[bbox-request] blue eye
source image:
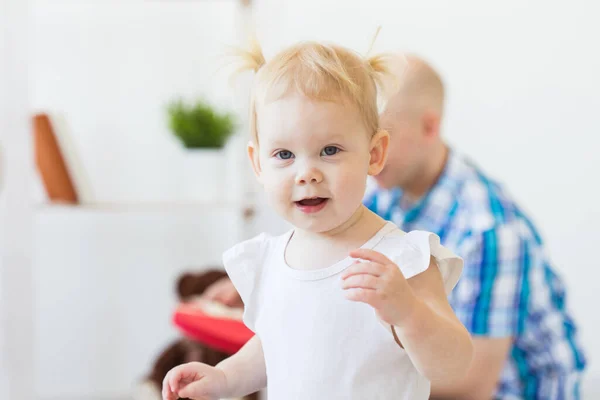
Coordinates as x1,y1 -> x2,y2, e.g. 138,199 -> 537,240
321,146 -> 340,156
276,150 -> 294,160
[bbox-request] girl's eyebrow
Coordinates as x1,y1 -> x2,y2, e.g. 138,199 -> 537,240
307,132 -> 349,143
267,131 -> 348,148
331,134 -> 352,143
268,138 -> 291,148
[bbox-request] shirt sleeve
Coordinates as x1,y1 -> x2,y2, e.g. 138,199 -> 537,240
222,233 -> 269,331
398,231 -> 464,294
451,223 -> 529,337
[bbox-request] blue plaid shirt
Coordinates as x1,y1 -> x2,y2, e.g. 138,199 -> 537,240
364,151 -> 586,400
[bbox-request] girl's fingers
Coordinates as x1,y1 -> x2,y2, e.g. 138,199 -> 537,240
349,248 -> 393,265
341,261 -> 385,280
341,273 -> 379,290
344,287 -> 378,307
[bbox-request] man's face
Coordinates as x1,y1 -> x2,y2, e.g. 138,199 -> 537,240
375,95 -> 426,190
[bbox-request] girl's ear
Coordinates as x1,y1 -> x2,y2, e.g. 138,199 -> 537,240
247,141 -> 263,183
368,129 -> 390,176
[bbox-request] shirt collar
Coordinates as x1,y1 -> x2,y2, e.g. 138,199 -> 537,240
397,149 -> 467,218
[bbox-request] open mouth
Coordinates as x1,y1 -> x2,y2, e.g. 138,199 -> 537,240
296,197 -> 327,206
294,197 -> 329,213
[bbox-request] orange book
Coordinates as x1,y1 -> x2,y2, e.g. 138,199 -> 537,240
32,113 -> 78,204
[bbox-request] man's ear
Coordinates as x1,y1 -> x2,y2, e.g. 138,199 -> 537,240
247,141 -> 263,182
368,129 -> 390,176
422,110 -> 441,140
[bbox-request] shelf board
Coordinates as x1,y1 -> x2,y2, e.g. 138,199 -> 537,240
34,201 -> 253,214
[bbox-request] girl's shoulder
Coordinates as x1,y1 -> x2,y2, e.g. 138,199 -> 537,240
223,228 -> 293,262
221,232 -> 286,327
223,232 -> 273,266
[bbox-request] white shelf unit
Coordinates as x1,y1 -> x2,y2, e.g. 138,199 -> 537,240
32,203 -> 251,399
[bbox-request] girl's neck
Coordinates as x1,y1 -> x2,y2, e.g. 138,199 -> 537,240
285,206 -> 388,271
292,205 -> 386,246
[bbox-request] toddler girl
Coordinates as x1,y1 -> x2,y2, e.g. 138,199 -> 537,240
163,38 -> 473,400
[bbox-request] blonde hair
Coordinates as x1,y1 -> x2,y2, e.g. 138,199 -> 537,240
233,36 -> 399,144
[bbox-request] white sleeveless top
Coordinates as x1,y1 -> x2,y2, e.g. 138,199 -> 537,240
223,222 -> 463,400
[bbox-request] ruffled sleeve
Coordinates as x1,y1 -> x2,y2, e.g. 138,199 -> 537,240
376,229 -> 463,294
222,233 -> 269,330
399,231 -> 463,294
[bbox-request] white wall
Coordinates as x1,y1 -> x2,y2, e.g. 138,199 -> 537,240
0,0 -> 35,399
28,0 -> 600,397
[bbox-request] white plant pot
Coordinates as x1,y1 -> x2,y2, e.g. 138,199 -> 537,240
180,148 -> 226,203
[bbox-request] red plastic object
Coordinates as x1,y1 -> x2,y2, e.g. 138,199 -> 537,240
173,303 -> 254,355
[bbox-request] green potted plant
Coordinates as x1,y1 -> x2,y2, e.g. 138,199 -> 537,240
167,98 -> 236,149
167,98 -> 237,202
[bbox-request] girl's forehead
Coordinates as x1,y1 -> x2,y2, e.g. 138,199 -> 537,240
258,95 -> 360,128
259,108 -> 362,143
253,93 -> 373,147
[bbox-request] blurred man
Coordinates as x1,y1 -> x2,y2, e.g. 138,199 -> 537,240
364,55 -> 586,399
